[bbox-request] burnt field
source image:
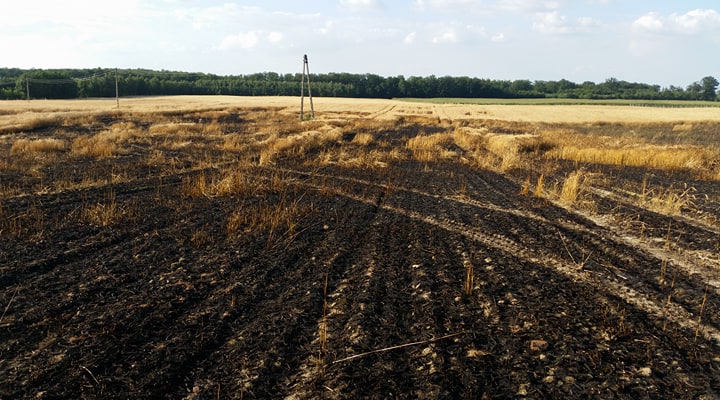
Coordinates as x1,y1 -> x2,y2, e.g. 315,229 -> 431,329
1,98 -> 719,398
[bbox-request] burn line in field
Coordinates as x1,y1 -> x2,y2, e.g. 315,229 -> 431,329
580,204 -> 720,291
258,165 -> 720,348
265,164 -> 720,329
259,165 -> 544,224
285,192 -> 481,395
590,186 -> 720,239
0,230 -> 132,290
272,197 -> 390,395
0,160 -> 230,209
582,186 -> 720,290
312,207 -> 464,394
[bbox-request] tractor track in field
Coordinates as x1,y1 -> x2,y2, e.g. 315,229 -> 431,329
260,164 -> 720,348
367,104 -> 397,120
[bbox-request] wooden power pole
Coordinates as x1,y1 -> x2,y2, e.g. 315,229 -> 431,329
115,68 -> 120,109
300,54 -> 315,120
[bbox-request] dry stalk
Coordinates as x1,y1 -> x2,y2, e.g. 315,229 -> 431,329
457,179 -> 468,200
660,222 -> 672,285
0,287 -> 19,324
520,177 -> 531,196
321,271 -> 329,355
330,332 -> 466,365
81,365 -> 101,387
558,232 -> 591,270
314,270 -> 330,377
82,189 -> 122,226
661,272 -> 677,332
462,252 -> 474,296
694,285 -> 709,343
534,174 -> 545,198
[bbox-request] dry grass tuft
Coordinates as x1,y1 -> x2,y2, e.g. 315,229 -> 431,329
81,190 -> 133,226
107,121 -> 142,140
351,133 -> 375,146
212,168 -> 261,197
71,135 -> 119,158
149,122 -> 204,137
222,134 -> 246,152
260,128 -> 343,165
67,122 -> 143,159
406,132 -> 455,162
452,127 -> 486,153
0,205 -> 45,239
534,174 -> 545,198
559,169 -> 596,209
318,147 -> 404,169
550,145 -> 712,171
226,194 -> 305,248
642,184 -> 696,216
202,120 -> 224,135
182,172 -> 209,197
484,134 -> 538,171
11,138 -> 67,154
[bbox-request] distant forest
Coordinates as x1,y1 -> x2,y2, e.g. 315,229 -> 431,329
1,68 -> 718,101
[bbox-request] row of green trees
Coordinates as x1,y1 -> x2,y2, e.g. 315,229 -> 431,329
1,68 -> 718,101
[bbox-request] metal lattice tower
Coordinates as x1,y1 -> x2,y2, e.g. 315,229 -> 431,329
300,54 -> 315,120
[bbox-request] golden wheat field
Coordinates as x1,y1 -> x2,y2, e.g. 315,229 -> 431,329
4,95 -> 720,125
1,96 -> 719,399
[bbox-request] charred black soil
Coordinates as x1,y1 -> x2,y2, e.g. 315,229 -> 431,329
1,106 -> 719,399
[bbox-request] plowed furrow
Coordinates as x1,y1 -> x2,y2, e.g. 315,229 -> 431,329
272,166 -> 720,348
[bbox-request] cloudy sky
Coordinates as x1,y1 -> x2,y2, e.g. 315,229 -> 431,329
2,0 -> 719,87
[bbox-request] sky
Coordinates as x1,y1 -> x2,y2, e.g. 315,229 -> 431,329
1,0 -> 719,87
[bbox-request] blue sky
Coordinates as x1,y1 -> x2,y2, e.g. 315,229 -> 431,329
2,0 -> 719,87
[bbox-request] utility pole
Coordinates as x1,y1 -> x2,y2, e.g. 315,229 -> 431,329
26,78 -> 30,101
115,68 -> 120,109
300,54 -> 315,120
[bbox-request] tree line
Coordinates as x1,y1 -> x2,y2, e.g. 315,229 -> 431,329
1,68 -> 718,101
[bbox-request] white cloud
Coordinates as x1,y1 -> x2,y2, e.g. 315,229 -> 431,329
672,9 -> 720,34
339,0 -> 380,11
318,20 -> 335,35
175,4 -> 246,30
491,33 -> 505,42
414,0 -> 561,15
533,11 -> 569,34
633,9 -> 720,35
268,31 -> 284,44
3,0 -> 142,25
533,11 -> 601,34
2,0 -> 146,39
498,0 -> 561,12
215,32 -> 259,50
415,0 -> 478,9
632,13 -> 663,32
404,31 -> 417,44
432,28 -> 459,44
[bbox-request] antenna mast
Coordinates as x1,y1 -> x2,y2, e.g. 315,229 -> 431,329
300,54 -> 315,120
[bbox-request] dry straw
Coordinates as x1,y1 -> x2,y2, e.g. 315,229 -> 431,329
11,138 -> 66,154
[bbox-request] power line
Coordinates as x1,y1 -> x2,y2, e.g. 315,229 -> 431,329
27,78 -> 76,85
